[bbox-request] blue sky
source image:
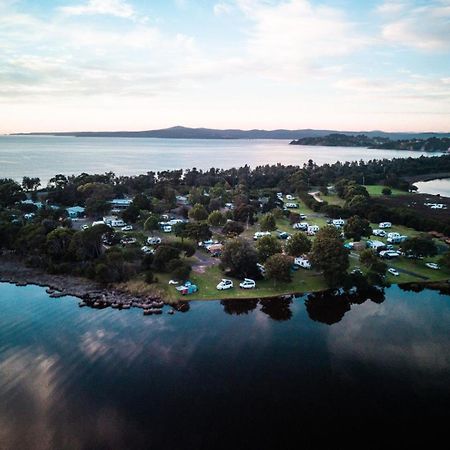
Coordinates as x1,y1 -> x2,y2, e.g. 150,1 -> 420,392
0,0 -> 449,132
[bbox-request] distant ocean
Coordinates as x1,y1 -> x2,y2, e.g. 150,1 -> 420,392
0,135 -> 441,184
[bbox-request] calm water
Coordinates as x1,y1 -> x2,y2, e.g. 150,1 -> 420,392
0,282 -> 449,448
0,135 -> 439,184
415,178 -> 450,197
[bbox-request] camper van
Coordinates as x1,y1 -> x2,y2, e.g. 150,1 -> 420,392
294,257 -> 312,269
379,222 -> 392,229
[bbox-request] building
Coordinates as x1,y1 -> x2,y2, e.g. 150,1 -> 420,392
66,206 -> 86,218
109,198 -> 133,210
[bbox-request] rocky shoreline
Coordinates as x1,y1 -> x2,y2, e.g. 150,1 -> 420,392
0,255 -> 185,315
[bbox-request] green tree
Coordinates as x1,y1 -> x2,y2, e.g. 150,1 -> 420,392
0,179 -> 25,207
144,214 -> 160,231
439,251 -> 450,270
46,228 -> 75,261
259,213 -> 277,232
221,237 -> 258,278
285,232 -> 312,256
310,226 -> 349,287
184,222 -> 212,243
188,203 -> 208,221
222,220 -> 244,236
22,176 -> 41,192
400,235 -> 437,258
344,215 -> 372,241
382,187 -> 392,195
256,235 -> 282,262
265,253 -> 293,284
208,210 -> 226,227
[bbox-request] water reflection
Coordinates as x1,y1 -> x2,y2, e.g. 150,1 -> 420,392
1,282 -> 450,448
305,286 -> 386,325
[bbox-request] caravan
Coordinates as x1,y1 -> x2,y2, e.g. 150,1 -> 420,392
294,257 -> 312,269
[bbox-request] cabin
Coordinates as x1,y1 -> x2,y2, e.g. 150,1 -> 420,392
366,240 -> 385,250
66,206 -> 86,219
109,198 -> 133,211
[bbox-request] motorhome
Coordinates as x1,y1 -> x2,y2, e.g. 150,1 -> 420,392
294,257 -> 312,269
379,222 -> 392,229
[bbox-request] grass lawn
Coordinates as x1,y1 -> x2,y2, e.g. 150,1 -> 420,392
365,185 -> 409,196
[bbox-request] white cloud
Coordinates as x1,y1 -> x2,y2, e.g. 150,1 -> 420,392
214,2 -> 233,16
60,0 -> 135,18
376,1 -> 407,14
235,0 -> 370,80
380,1 -> 450,50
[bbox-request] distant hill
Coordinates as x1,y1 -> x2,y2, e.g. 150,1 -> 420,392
12,125 -> 450,140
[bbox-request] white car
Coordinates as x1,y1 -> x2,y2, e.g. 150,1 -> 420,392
163,225 -> 172,233
121,225 -> 133,231
253,231 -> 271,240
147,236 -> 162,245
425,262 -> 440,270
141,246 -> 154,254
81,224 -> 89,230
388,268 -> 399,276
217,279 -> 234,290
239,278 -> 256,289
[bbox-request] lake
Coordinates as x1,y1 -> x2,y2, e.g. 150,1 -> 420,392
414,178 -> 450,197
1,282 -> 449,448
0,135 -> 439,184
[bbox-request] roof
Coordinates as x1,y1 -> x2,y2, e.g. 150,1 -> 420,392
66,206 -> 85,213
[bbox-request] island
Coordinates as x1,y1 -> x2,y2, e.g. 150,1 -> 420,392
1,154 -> 450,314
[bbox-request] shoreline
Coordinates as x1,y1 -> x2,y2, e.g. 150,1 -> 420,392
1,254 -> 449,307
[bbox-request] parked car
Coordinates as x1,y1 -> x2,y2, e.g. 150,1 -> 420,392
388,268 -> 400,276
217,279 -> 234,290
425,262 -> 440,270
81,224 -> 89,230
277,231 -> 290,240
239,278 -> 256,289
147,237 -> 162,245
163,225 -> 172,233
121,225 -> 133,231
379,250 -> 400,259
141,246 -> 154,254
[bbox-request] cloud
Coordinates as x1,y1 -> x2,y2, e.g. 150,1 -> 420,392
234,0 -> 370,80
214,2 -> 233,16
380,1 -> 450,50
60,0 -> 135,18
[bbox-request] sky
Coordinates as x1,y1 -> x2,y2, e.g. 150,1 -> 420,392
0,0 -> 449,133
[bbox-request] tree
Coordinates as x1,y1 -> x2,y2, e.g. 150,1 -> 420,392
184,222 -> 212,243
0,179 -> 25,207
144,214 -> 160,231
222,220 -> 244,236
344,215 -> 372,241
152,245 -> 181,272
265,254 -> 293,284
259,213 -> 277,232
46,228 -> 75,261
400,235 -> 437,258
221,237 -> 259,278
256,235 -> 282,262
121,204 -> 140,223
132,193 -> 152,211
22,176 -> 41,192
233,204 -> 256,225
188,203 -> 208,221
382,187 -> 392,196
208,210 -> 226,227
359,249 -> 387,285
85,197 -> 110,218
285,232 -> 312,256
439,251 -> 450,270
310,226 -> 349,287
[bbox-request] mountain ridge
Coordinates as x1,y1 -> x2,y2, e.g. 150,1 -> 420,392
11,125 -> 450,140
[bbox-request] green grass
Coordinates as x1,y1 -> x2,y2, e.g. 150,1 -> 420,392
365,185 -> 409,196
162,264 -> 328,302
